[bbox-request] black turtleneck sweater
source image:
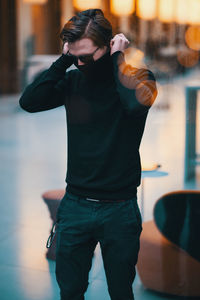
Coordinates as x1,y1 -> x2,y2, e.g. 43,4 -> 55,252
19,51 -> 157,200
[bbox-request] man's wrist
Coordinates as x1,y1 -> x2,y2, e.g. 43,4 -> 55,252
111,50 -> 124,56
60,53 -> 74,67
111,51 -> 125,67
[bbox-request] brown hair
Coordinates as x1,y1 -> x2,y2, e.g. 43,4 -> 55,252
60,9 -> 113,48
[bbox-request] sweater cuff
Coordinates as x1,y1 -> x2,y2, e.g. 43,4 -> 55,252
111,51 -> 125,67
52,54 -> 74,70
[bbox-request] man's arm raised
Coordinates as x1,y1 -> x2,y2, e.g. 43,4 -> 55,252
110,34 -> 157,115
19,42 -> 74,113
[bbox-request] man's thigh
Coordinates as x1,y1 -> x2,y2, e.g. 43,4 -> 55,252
97,198 -> 142,300
97,198 -> 142,267
55,192 -> 98,299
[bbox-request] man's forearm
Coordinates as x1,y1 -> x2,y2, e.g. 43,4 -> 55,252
19,54 -> 74,113
111,51 -> 157,115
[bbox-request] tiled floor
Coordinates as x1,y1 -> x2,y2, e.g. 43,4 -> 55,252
1,67 -> 200,299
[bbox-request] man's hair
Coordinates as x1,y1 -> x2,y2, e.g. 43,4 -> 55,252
60,9 -> 113,48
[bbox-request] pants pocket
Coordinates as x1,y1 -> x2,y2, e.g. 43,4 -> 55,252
56,193 -> 68,222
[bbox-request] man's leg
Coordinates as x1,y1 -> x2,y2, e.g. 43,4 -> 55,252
98,198 -> 142,300
55,193 -> 98,300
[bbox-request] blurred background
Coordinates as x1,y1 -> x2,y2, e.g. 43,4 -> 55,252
1,0 -> 200,92
0,0 -> 200,299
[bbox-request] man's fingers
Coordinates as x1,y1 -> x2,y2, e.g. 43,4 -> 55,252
112,34 -> 130,44
110,33 -> 130,55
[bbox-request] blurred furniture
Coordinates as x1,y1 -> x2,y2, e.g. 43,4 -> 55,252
137,190 -> 200,297
42,189 -> 65,260
185,86 -> 200,181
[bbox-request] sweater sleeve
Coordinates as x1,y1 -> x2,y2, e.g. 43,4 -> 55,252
19,54 -> 74,113
111,51 -> 157,115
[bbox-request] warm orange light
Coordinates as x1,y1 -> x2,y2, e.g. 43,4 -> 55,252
110,0 -> 135,16
23,0 -> 47,3
187,0 -> 200,25
137,0 -> 157,20
124,47 -> 145,69
175,0 -> 189,24
185,26 -> 200,51
177,47 -> 199,67
73,0 -> 102,11
158,0 -> 175,23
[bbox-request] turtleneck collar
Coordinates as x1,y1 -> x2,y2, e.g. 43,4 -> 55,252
74,50 -> 114,82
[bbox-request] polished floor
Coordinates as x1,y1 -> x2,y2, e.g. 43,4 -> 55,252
0,67 -> 200,300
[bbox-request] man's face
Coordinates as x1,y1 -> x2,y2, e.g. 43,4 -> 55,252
68,38 -> 108,65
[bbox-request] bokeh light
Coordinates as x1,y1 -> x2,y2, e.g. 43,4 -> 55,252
187,0 -> 200,25
23,0 -> 47,3
177,47 -> 199,68
124,47 -> 146,69
73,0 -> 102,11
110,0 -> 135,16
158,0 -> 175,23
185,26 -> 200,51
175,0 -> 189,24
136,0 -> 157,20
135,80 -> 158,106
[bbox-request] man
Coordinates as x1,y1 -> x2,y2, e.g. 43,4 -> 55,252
19,8 -> 157,300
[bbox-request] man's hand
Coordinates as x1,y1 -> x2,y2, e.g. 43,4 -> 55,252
110,33 -> 130,55
62,42 -> 69,55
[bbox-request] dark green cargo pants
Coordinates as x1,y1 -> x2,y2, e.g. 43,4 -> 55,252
55,191 -> 142,300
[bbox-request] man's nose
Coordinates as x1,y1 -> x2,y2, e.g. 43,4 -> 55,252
78,59 -> 85,65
